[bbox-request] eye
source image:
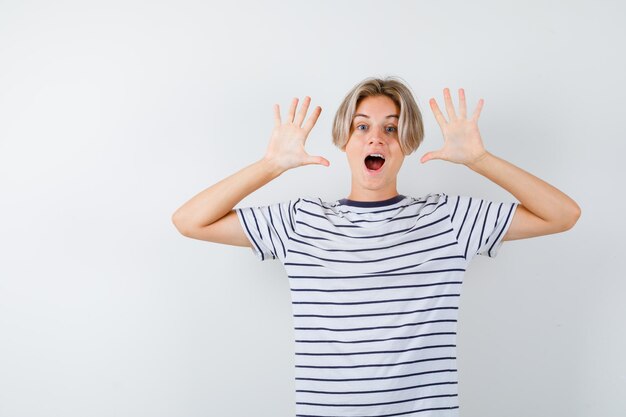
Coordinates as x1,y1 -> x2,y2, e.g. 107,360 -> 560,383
356,124 -> 367,131
386,126 -> 398,133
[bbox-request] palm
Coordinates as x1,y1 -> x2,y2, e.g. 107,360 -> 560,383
265,96 -> 329,172
421,88 -> 487,166
267,123 -> 311,168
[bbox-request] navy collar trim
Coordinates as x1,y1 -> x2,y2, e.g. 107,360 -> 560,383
337,194 -> 406,208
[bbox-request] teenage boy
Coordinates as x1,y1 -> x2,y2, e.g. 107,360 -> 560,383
172,77 -> 580,417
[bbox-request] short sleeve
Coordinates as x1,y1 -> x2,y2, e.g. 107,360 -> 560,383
445,193 -> 518,260
234,199 -> 296,262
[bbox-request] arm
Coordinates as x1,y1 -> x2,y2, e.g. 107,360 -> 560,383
171,96 -> 329,246
421,88 -> 581,241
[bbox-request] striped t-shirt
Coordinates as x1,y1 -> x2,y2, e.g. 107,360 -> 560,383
235,192 -> 518,417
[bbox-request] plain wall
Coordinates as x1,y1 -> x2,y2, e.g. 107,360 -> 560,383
1,0 -> 624,416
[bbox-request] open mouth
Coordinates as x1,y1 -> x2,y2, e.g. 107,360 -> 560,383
364,153 -> 385,171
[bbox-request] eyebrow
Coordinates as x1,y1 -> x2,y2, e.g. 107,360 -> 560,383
353,113 -> 399,120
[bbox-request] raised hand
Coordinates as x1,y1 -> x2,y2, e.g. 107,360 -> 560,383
420,88 -> 488,166
264,96 -> 329,173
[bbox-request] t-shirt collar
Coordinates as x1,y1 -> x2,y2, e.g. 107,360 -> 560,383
337,194 -> 406,208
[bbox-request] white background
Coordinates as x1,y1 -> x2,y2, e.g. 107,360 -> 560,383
1,1 -> 624,416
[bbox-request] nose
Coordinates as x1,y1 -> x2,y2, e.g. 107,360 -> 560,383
368,125 -> 386,145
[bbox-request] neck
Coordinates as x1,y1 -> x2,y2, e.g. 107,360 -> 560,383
346,186 -> 400,202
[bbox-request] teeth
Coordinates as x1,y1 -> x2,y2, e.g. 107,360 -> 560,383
369,153 -> 385,159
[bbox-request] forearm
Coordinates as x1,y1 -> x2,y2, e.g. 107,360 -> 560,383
466,151 -> 581,227
172,157 -> 283,230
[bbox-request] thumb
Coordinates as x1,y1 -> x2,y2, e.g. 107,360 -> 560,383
303,155 -> 330,167
420,150 -> 443,164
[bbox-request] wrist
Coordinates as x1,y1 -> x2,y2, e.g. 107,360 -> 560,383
258,156 -> 287,179
465,150 -> 492,172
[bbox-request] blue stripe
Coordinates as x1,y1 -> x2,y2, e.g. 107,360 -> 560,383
292,232 -> 333,241
478,201 -> 492,254
295,220 -> 415,239
278,203 -> 291,241
342,213 -> 432,225
239,209 -> 264,261
295,331 -> 456,344
410,201 -> 447,222
294,318 -> 458,333
299,200 -> 443,225
265,209 -> 277,259
289,268 -> 466,280
296,368 -> 456,382
451,195 -> 460,222
483,203 -> 502,254
289,217 -> 452,253
464,199 -> 483,259
291,281 -> 462,294
296,405 -> 459,417
288,242 -> 458,265
299,207 -> 438,227
288,200 -> 296,233
268,205 -> 285,258
292,293 -> 459,307
297,392 -> 458,407
296,403 -> 458,417
456,197 -> 471,240
295,355 -> 456,369
485,204 -> 502,250
294,306 -> 458,319
250,208 -> 271,259
370,255 -> 464,274
250,207 -> 262,240
488,203 -> 515,257
295,343 -> 456,357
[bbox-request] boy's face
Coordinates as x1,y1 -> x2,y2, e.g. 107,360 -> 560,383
342,95 -> 405,198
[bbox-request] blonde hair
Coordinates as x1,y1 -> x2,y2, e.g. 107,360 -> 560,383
332,76 -> 424,155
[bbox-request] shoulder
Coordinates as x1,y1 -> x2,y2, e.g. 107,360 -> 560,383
287,196 -> 340,221
293,196 -> 328,210
405,192 -> 448,207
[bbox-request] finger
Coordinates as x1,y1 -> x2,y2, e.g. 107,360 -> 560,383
471,98 -> 484,122
287,97 -> 298,123
420,150 -> 443,164
302,105 -> 322,136
458,88 -> 467,119
273,104 -> 281,127
443,88 -> 457,120
303,154 -> 330,167
429,98 -> 447,126
294,96 -> 311,127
